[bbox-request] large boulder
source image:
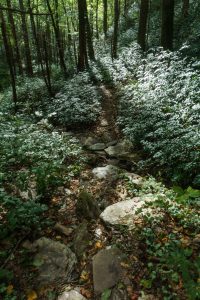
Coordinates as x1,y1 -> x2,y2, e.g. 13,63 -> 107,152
93,248 -> 123,294
100,197 -> 155,228
32,238 -> 77,287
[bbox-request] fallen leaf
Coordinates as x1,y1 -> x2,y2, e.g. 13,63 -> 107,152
6,284 -> 14,295
80,287 -> 92,298
95,241 -> 103,249
27,290 -> 38,300
80,270 -> 90,282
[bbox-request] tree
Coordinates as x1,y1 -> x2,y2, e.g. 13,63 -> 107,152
103,0 -> 108,38
112,0 -> 120,59
18,0 -> 33,76
138,0 -> 149,51
77,0 -> 88,71
161,0 -> 175,50
0,10 -> 17,110
182,0 -> 189,18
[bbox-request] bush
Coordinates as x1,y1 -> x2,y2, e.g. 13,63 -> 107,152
47,72 -> 101,126
0,114 -> 83,197
118,49 -> 200,185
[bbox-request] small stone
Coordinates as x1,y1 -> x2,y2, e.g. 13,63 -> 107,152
88,143 -> 106,151
93,248 -> 123,294
100,119 -> 109,127
83,136 -> 98,148
58,290 -> 87,300
124,173 -> 144,187
92,165 -> 120,180
54,223 -> 73,237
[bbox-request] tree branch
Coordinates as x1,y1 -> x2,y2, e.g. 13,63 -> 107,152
0,5 -> 51,16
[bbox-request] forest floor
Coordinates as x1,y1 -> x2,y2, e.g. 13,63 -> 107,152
1,85 -> 199,300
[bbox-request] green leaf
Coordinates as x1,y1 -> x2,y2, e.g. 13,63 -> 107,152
101,289 -> 112,300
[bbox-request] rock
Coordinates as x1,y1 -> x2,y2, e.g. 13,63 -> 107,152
105,140 -> 133,158
73,221 -> 91,258
93,248 -> 123,294
92,165 -> 120,180
100,197 -> 156,228
58,290 -> 87,300
83,136 -> 98,148
106,140 -> 118,147
32,238 -> 77,287
138,293 -> 158,300
124,173 -> 144,187
76,190 -> 100,220
110,287 -> 129,300
100,119 -> 109,127
54,223 -> 73,237
88,143 -> 106,151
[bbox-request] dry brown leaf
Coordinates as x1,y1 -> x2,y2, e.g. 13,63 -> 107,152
6,284 -> 14,295
27,290 -> 38,300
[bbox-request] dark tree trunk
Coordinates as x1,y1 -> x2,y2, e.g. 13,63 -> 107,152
77,0 -> 88,71
96,0 -> 99,39
85,0 -> 95,61
46,0 -> 67,76
18,0 -> 33,76
6,0 -> 23,75
182,0 -> 189,17
161,0 -> 174,50
27,0 -> 52,96
138,0 -> 149,51
0,10 -> 17,111
112,0 -> 120,59
103,0 -> 108,38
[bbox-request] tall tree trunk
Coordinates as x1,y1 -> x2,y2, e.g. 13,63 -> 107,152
6,0 -> 23,75
77,0 -> 88,71
103,0 -> 108,38
0,10 -> 17,111
85,0 -> 95,60
46,0 -> 67,76
112,0 -> 120,59
18,0 -> 33,76
95,0 -> 99,39
161,0 -> 174,50
138,0 -> 149,51
28,0 -> 52,96
182,0 -> 189,17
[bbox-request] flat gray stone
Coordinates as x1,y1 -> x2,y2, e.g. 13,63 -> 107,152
100,197 -> 156,228
88,143 -> 106,151
32,238 -> 77,287
54,223 -> 73,236
93,248 -> 123,294
58,290 -> 87,300
105,140 -> 133,158
92,165 -> 120,180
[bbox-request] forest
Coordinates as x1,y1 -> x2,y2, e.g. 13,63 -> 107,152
0,0 -> 199,299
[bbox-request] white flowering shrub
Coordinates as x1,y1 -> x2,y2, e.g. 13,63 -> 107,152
91,43 -> 142,83
118,49 -> 200,185
48,72 -> 101,126
0,114 -> 83,196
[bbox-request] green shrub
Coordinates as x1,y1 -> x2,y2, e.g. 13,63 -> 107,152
118,49 -> 200,185
0,114 -> 83,197
47,72 -> 101,126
